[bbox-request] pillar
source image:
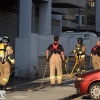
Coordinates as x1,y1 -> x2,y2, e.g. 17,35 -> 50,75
39,0 -> 52,35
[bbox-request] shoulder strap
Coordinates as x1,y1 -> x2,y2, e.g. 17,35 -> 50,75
50,43 -> 61,52
4,45 -> 8,49
52,43 -> 59,49
93,45 -> 100,52
93,45 -> 99,51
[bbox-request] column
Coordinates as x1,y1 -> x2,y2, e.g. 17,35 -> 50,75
15,0 -> 33,78
31,3 -> 35,33
39,0 -> 52,35
19,0 -> 32,37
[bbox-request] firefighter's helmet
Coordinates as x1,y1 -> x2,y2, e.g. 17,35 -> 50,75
2,36 -> 10,43
77,37 -> 83,44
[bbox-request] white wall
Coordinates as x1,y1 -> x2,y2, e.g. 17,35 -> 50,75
38,36 -> 100,56
38,35 -> 54,56
15,34 -> 99,78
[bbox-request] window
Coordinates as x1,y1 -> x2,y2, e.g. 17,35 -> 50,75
87,14 -> 95,25
82,16 -> 85,25
87,0 -> 95,9
84,34 -> 89,37
75,15 -> 85,26
76,16 -> 79,24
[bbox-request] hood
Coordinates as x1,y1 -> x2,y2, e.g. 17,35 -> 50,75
78,69 -> 100,77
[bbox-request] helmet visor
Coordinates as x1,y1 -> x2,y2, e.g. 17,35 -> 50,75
2,38 -> 8,43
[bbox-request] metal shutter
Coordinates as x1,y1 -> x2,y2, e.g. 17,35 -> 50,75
0,2 -> 18,54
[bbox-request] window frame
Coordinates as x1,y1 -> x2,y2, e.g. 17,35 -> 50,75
75,14 -> 85,26
87,14 -> 95,25
87,0 -> 95,9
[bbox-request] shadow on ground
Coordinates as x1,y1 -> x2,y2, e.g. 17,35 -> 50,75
82,95 -> 91,99
58,94 -> 78,100
6,77 -> 50,92
59,94 -> 91,100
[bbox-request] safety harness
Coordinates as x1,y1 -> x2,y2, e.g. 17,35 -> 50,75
92,45 -> 100,55
50,44 -> 62,81
50,43 -> 61,54
93,45 -> 100,51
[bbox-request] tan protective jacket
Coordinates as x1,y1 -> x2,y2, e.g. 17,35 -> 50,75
73,44 -> 86,58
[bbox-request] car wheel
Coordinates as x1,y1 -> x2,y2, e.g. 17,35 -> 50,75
89,82 -> 100,100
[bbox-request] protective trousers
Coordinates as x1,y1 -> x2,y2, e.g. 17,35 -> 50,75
77,57 -> 86,73
50,53 -> 62,84
0,61 -> 10,86
92,55 -> 100,70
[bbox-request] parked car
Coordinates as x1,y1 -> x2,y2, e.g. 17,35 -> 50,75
75,69 -> 100,100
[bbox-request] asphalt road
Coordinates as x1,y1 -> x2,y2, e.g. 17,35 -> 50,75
4,76 -> 93,100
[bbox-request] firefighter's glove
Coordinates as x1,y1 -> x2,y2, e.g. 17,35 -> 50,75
6,54 -> 15,65
46,58 -> 49,62
1,58 -> 6,64
62,60 -> 65,67
69,51 -> 74,55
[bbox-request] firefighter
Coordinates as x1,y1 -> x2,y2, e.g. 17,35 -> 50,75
70,37 -> 86,75
90,40 -> 100,70
0,36 -> 15,90
46,36 -> 65,86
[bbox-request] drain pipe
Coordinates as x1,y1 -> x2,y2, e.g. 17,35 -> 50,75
78,8 -> 80,32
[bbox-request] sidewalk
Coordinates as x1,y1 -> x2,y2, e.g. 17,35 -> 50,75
6,74 -> 77,100
5,69 -> 93,100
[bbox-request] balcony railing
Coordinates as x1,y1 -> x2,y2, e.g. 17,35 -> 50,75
62,20 -> 76,28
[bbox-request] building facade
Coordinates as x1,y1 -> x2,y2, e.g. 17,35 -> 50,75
62,0 -> 96,34
96,0 -> 100,34
0,0 -> 86,78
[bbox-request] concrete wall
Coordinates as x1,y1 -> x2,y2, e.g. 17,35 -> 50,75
15,38 -> 30,78
62,20 -> 76,28
52,0 -> 86,8
15,34 -> 38,78
52,8 -> 68,14
51,14 -> 62,36
39,0 -> 52,35
96,0 -> 100,32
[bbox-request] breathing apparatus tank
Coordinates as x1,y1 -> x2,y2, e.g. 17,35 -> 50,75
0,43 -> 5,59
